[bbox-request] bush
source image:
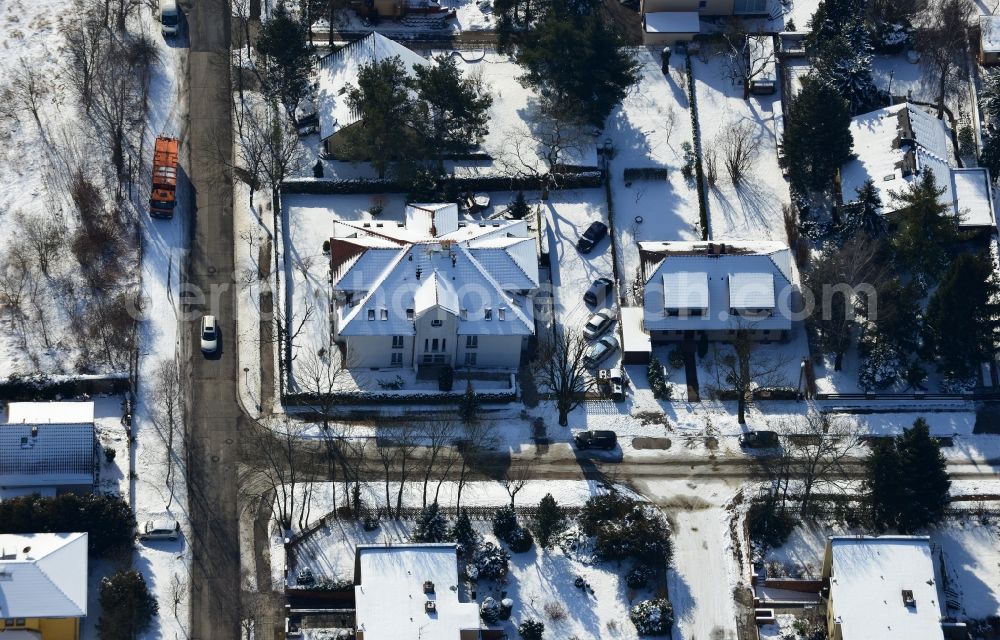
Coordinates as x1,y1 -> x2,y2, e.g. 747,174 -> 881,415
747,500 -> 795,551
438,365 -> 454,391
626,565 -> 654,589
413,502 -> 448,543
667,348 -> 684,369
450,508 -> 479,548
580,492 -> 672,565
629,598 -> 673,636
480,597 -> 501,623
0,493 -> 135,557
312,159 -> 324,178
468,542 -> 510,581
680,142 -> 696,181
104,446 -> 117,464
508,191 -> 530,219
98,570 -> 158,640
543,601 -> 567,621
493,505 -> 534,552
532,493 -> 567,548
507,526 -> 535,553
647,357 -> 670,400
518,619 -> 545,640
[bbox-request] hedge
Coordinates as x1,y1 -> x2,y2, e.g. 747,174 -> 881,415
280,171 -> 604,196
685,54 -> 710,241
0,373 -> 129,401
624,167 -> 670,182
283,386 -> 517,406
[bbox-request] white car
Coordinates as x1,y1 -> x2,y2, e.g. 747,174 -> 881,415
200,315 -> 218,354
583,308 -> 617,340
139,519 -> 180,541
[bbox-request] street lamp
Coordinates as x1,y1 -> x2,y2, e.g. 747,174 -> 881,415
243,366 -> 249,387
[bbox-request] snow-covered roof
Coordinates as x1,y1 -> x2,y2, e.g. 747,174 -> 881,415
951,168 -> 995,227
0,422 -> 95,488
332,206 -> 539,338
643,11 -> 700,35
640,241 -> 792,332
824,536 -> 944,640
842,103 -> 989,228
7,401 -> 94,425
982,15 -> 1000,53
662,271 -> 708,310
354,544 -> 480,640
0,532 -> 88,619
317,33 -> 430,142
406,203 -> 459,237
621,307 -> 651,355
748,35 -> 776,85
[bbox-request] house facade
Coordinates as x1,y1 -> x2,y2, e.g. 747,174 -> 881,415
330,204 -> 538,371
639,0 -> 767,15
639,241 -> 793,342
821,536 -> 959,640
1,402 -> 96,497
0,532 -> 88,640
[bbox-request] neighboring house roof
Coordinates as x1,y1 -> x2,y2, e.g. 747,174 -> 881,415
6,401 -> 94,425
824,536 -> 944,640
354,544 -> 480,640
640,241 -> 792,332
982,15 -> 1000,53
0,421 -> 95,488
0,532 -> 89,619
317,33 -> 430,142
841,103 -> 994,228
332,205 -> 539,338
644,12 -> 701,35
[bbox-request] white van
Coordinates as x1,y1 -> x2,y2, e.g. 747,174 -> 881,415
159,0 -> 179,36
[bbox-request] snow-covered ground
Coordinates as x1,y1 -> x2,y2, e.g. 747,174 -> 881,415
691,47 -> 791,242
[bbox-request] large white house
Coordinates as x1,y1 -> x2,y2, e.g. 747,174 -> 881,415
639,241 -> 793,342
841,103 -> 995,229
330,203 -> 539,370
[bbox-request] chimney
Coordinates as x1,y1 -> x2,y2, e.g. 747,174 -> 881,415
719,243 -> 727,255
416,267 -> 422,280
707,242 -> 715,255
30,426 -> 38,438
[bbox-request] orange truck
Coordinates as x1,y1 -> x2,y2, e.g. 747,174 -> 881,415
150,136 -> 179,218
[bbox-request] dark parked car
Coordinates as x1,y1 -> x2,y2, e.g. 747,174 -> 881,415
584,277 -> 614,306
574,430 -> 618,450
576,221 -> 608,253
738,430 -> 780,449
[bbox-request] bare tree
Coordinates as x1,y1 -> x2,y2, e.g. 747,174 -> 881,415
0,250 -> 31,338
501,458 -> 531,509
915,0 -> 973,118
17,211 -> 64,278
499,100 -> 590,199
150,359 -> 184,509
62,0 -> 108,114
709,325 -> 790,424
455,418 -> 499,512
721,26 -> 776,100
704,141 -> 719,187
295,347 -> 351,430
170,572 -> 185,618
392,423 -> 420,518
420,419 -> 458,508
533,327 -> 594,427
246,100 -> 307,198
722,120 -> 760,187
2,58 -> 50,134
764,414 -> 864,516
374,435 -> 400,518
251,418 -> 305,530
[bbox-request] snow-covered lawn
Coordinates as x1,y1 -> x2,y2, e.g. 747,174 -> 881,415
691,48 -> 791,242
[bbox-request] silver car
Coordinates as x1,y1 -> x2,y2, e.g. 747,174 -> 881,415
585,335 -> 620,367
139,519 -> 180,541
200,315 -> 218,354
583,308 -> 617,340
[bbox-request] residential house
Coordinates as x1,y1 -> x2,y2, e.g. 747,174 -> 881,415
642,11 -> 701,45
821,536 -> 963,640
639,0 -> 767,15
842,103 -> 996,230
1,402 -> 96,498
980,15 -> 1000,65
330,203 -> 539,370
639,241 -> 793,342
0,532 -> 88,640
353,543 -> 488,640
316,33 -> 430,156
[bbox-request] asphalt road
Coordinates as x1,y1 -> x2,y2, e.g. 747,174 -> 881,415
184,1 -> 243,638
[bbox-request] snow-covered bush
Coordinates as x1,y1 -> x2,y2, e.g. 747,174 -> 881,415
647,357 -> 670,400
517,619 -> 545,640
480,597 -> 501,623
493,505 -> 534,553
556,525 -> 597,564
580,492 -> 672,565
295,567 -> 315,587
469,542 -> 510,581
858,341 -> 902,390
413,502 -> 448,543
450,508 -> 479,548
626,565 -> 654,589
629,598 -> 674,636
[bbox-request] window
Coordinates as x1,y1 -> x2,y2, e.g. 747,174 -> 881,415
498,308 -> 506,321
465,352 -> 478,366
406,308 -> 414,320
698,0 -> 706,6
392,336 -> 404,349
391,352 -> 403,365
422,354 -> 433,364
424,339 -> 429,352
466,336 -> 478,349
460,309 -> 468,320
14,620 -> 25,627
431,319 -> 443,327
442,339 -> 447,351
367,309 -> 375,321
689,309 -> 703,317
484,308 -> 493,320
380,308 -> 388,321
432,338 -> 440,352
433,354 -> 446,363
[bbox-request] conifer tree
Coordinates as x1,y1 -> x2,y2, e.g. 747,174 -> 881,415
780,75 -> 853,193
890,170 -> 961,283
257,2 -> 314,118
532,493 -> 566,548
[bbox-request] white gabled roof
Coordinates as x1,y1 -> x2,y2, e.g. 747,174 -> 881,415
0,532 -> 88,618
983,16 -> 1000,52
7,402 -> 94,425
640,241 -> 792,332
842,103 -> 989,228
333,206 -> 538,339
355,544 -> 480,640
644,11 -> 700,35
317,33 -> 431,142
0,422 -> 94,488
662,271 -> 708,310
826,536 -> 944,640
729,272 -> 775,310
